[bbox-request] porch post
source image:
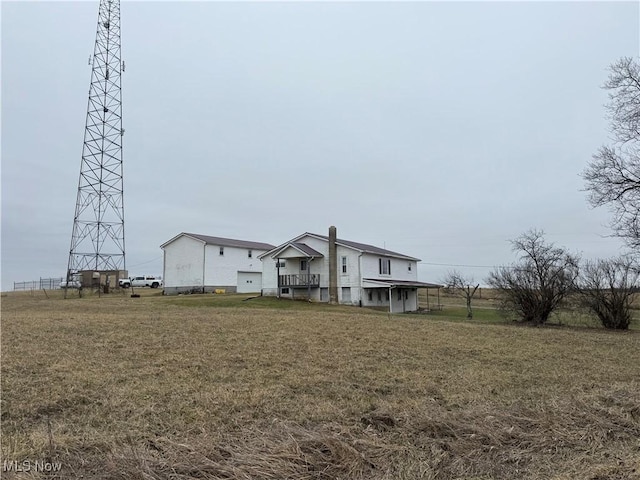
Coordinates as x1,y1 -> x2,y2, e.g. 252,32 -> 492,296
307,257 -> 311,301
389,287 -> 393,314
276,257 -> 280,298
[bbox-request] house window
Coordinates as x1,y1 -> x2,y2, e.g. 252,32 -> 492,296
276,260 -> 286,268
397,290 -> 402,301
368,290 -> 373,301
379,258 -> 391,275
377,290 -> 382,301
341,256 -> 347,274
248,250 -> 252,258
405,291 -> 409,300
281,287 -> 290,294
385,290 -> 390,301
219,246 -> 224,256
300,259 -> 308,271
408,262 -> 412,272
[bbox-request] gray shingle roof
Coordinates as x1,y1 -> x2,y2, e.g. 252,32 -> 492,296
307,233 -> 420,261
363,278 -> 443,288
291,242 -> 324,257
181,233 -> 275,251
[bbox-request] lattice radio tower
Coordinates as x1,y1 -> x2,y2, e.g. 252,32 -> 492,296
67,0 -> 125,283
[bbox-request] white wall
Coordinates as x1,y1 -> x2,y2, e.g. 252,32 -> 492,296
389,288 -> 419,313
204,244 -> 266,289
163,235 -> 269,294
361,287 -> 390,308
361,255 -> 418,282
163,235 -> 204,288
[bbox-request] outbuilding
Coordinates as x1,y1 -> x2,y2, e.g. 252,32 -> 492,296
160,233 -> 275,295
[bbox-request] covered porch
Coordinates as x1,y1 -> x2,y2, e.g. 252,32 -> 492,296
270,242 -> 324,299
362,278 -> 443,313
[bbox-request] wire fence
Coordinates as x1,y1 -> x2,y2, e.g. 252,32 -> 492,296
13,277 -> 65,291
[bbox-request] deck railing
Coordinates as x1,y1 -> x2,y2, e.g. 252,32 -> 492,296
279,274 -> 320,287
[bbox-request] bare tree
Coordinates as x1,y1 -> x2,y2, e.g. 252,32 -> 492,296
583,57 -> 640,248
578,256 -> 640,330
486,229 -> 580,325
442,270 -> 479,319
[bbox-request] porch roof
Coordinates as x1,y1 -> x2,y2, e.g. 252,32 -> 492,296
270,242 -> 324,259
362,278 -> 443,289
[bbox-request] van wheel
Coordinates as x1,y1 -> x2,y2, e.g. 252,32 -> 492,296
151,282 -> 159,288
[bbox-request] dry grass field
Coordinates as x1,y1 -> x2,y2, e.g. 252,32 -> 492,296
2,289 -> 640,479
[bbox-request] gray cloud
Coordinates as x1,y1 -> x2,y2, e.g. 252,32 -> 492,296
2,1 -> 637,290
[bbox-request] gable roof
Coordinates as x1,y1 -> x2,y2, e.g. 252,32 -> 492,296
307,232 -> 420,261
264,242 -> 325,259
291,242 -> 324,257
259,232 -> 420,261
161,232 -> 275,251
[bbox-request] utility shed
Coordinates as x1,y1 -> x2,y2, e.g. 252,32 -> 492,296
160,233 -> 275,295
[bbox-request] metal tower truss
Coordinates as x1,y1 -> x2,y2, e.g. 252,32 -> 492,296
67,0 -> 125,277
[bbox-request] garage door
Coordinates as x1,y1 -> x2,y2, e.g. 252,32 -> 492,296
237,271 -> 262,293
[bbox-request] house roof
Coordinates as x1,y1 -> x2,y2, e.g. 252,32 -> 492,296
258,231 -> 420,261
306,232 -> 421,261
362,278 -> 443,289
262,241 -> 324,259
291,242 -> 324,257
161,232 -> 275,251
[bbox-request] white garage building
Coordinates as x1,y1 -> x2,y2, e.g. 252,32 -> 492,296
160,233 -> 275,295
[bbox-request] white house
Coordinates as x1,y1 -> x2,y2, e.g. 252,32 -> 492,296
161,233 -> 275,295
259,227 -> 441,313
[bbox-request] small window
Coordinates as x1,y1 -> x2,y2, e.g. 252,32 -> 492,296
219,246 -> 224,256
368,290 -> 373,301
300,259 -> 308,271
379,258 -> 391,275
341,256 -> 347,274
248,250 -> 252,258
281,287 -> 290,294
276,260 -> 286,268
408,262 -> 412,272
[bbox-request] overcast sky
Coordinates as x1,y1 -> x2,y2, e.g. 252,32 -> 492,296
2,1 -> 638,291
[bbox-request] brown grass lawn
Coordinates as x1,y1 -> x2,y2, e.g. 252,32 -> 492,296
1,290 -> 640,479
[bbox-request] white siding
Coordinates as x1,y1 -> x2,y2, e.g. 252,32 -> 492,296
389,288 -> 419,313
163,234 -> 269,294
361,255 -> 418,282
204,244 -> 264,288
261,255 -> 279,295
163,235 -> 205,288
361,287 -> 390,308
